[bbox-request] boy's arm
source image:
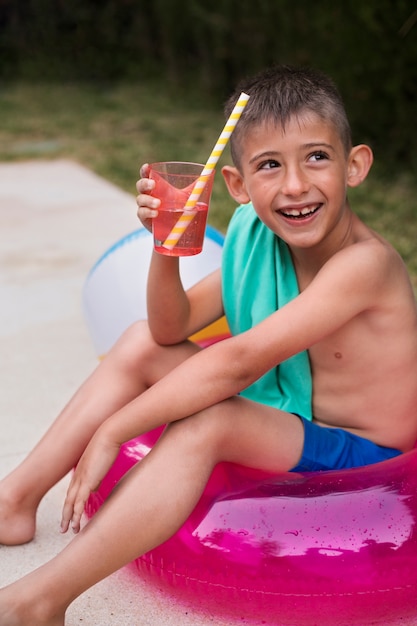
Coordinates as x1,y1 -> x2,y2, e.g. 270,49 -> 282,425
146,254 -> 223,344
136,166 -> 224,344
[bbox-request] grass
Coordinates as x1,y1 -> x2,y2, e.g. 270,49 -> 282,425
1,81 -> 416,290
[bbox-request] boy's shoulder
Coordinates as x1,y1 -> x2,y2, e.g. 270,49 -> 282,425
291,211 -> 404,302
337,221 -> 401,273
313,226 -> 407,303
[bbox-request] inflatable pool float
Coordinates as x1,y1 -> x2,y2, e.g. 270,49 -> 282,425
83,225 -> 228,357
86,431 -> 417,625
83,228 -> 417,625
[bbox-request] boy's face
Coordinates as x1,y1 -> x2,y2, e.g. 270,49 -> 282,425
226,113 -> 359,251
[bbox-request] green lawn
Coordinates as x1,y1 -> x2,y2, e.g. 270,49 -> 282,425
1,82 -> 416,290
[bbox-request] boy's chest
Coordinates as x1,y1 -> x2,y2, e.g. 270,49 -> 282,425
308,315 -> 372,373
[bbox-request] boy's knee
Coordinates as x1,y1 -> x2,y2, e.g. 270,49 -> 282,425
111,320 -> 156,365
167,401 -> 234,452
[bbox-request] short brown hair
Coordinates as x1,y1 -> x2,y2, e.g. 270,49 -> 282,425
224,65 -> 352,167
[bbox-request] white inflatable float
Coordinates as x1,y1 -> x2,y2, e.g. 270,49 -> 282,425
82,225 -> 228,357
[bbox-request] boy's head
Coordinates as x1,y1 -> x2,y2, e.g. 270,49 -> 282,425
225,65 -> 352,169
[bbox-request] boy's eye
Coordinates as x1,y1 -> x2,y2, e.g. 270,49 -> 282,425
259,159 -> 280,170
309,151 -> 329,162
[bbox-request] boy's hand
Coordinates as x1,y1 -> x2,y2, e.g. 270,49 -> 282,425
60,431 -> 120,534
136,163 -> 160,232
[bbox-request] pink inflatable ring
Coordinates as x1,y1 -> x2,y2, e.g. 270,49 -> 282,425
86,429 -> 417,625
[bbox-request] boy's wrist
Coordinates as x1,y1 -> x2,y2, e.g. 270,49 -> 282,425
97,419 -> 123,448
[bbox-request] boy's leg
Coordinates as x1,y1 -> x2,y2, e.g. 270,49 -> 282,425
0,396 -> 303,625
0,321 -> 200,545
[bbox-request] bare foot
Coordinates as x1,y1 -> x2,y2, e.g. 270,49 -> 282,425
0,482 -> 37,545
0,582 -> 65,625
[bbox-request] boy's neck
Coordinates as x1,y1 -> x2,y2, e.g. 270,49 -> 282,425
288,208 -> 359,291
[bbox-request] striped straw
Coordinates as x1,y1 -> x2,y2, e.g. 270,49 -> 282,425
162,91 -> 250,250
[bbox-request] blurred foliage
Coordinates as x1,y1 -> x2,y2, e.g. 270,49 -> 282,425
0,1 -> 416,170
1,81 -> 416,291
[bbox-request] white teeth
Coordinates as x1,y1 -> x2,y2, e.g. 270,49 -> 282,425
282,205 -> 319,217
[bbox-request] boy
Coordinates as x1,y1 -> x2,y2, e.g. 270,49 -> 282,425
1,65 -> 417,625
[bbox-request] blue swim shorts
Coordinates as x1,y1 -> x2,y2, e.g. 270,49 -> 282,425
291,415 -> 401,472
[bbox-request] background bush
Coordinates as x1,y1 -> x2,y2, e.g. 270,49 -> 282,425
0,0 -> 416,170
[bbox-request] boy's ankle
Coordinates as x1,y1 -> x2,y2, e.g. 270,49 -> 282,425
0,475 -> 40,510
0,485 -> 37,545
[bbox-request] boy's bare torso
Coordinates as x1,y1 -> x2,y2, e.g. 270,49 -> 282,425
299,220 -> 417,452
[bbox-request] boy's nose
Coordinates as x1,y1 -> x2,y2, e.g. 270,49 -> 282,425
281,166 -> 309,197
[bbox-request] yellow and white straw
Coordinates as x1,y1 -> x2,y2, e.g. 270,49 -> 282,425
162,91 -> 250,250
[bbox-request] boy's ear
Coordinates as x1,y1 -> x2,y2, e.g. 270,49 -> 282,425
347,144 -> 374,188
221,165 -> 251,204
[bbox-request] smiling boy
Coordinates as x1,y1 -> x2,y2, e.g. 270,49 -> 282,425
218,68 -> 417,454
1,65 -> 417,625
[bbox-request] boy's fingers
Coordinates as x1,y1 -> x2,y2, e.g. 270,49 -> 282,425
139,163 -> 150,178
70,505 -> 83,534
137,207 -> 158,221
61,479 -> 80,533
61,490 -> 87,534
136,178 -> 156,195
61,499 -> 74,533
61,481 -> 74,531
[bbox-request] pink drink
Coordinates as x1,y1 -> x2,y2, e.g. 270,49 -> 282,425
149,162 -> 214,256
153,202 -> 208,256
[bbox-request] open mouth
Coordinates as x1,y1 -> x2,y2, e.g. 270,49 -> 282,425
280,204 -> 322,220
